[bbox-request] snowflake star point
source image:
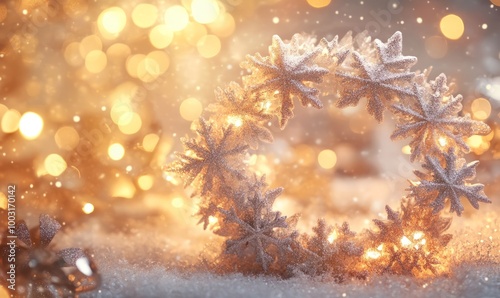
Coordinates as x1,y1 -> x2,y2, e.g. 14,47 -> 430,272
411,149 -> 491,216
164,118 -> 248,195
242,34 -> 329,128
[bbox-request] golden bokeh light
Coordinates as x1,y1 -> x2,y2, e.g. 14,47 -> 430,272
208,13 -> 236,38
143,133 -> 160,152
138,175 -> 154,191
44,154 -> 67,177
55,126 -> 80,150
108,143 -> 125,161
64,42 -> 83,66
191,0 -> 220,24
98,7 -> 127,39
111,177 -> 136,199
79,35 -> 102,58
365,249 -> 381,259
471,97 -> 491,120
106,43 -> 132,60
118,112 -> 142,135
179,97 -> 203,121
82,203 -> 95,214
171,197 -> 184,208
425,36 -> 448,59
318,149 -> 337,169
85,50 -> 107,73
196,34 -> 221,58
402,145 -> 412,155
149,25 -> 174,49
132,3 -> 158,29
327,230 -> 338,243
164,5 -> 189,32
183,22 -> 208,46
306,0 -> 332,8
440,14 -> 464,40
19,112 -> 43,140
438,136 -> 447,147
1,109 -> 21,133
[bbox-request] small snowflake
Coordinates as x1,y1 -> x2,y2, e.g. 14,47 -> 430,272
207,82 -> 273,149
294,219 -> 362,280
241,35 -> 329,128
335,31 -> 416,121
370,203 -> 451,276
164,118 -> 249,195
391,73 -> 491,162
411,148 -> 491,216
217,184 -> 297,271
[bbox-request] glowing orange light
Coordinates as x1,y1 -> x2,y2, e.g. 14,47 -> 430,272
327,230 -> 338,243
227,115 -> 243,127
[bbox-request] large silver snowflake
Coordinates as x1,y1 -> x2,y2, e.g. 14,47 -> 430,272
218,184 -> 297,271
391,73 -> 491,162
335,31 -> 416,122
164,118 -> 248,195
241,35 -> 329,128
411,149 -> 491,216
207,82 -> 273,149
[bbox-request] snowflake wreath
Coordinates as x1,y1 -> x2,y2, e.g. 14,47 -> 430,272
164,31 -> 491,279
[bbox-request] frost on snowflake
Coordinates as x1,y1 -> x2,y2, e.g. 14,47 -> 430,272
164,118 -> 249,196
216,183 -> 298,272
335,31 -> 416,122
410,148 -> 491,216
241,35 -> 329,128
391,73 -> 491,162
207,82 -> 273,149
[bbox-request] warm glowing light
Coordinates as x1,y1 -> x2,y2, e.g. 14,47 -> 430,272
55,126 -> 80,150
82,203 -> 95,214
208,13 -> 235,38
192,0 -> 220,24
132,4 -> 158,28
44,154 -> 67,177
138,175 -> 154,191
179,97 -> 203,121
365,249 -> 381,259
402,145 -> 412,155
438,137 -> 447,147
118,112 -> 142,135
227,115 -> 243,127
1,109 -> 21,133
318,149 -> 337,169
164,6 -> 189,32
79,35 -> 102,58
261,101 -> 272,111
111,177 -> 136,199
417,17 -> 423,24
108,143 -> 125,160
196,35 -> 221,58
307,0 -> 332,8
149,25 -> 174,49
143,134 -> 160,152
85,50 -> 107,73
98,7 -> 127,38
440,14 -> 464,40
327,230 -> 338,243
467,135 -> 483,149
471,97 -> 491,120
413,231 -> 424,240
209,216 -> 218,224
171,197 -> 184,208
377,244 -> 384,251
401,235 -> 412,247
19,112 -> 43,140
